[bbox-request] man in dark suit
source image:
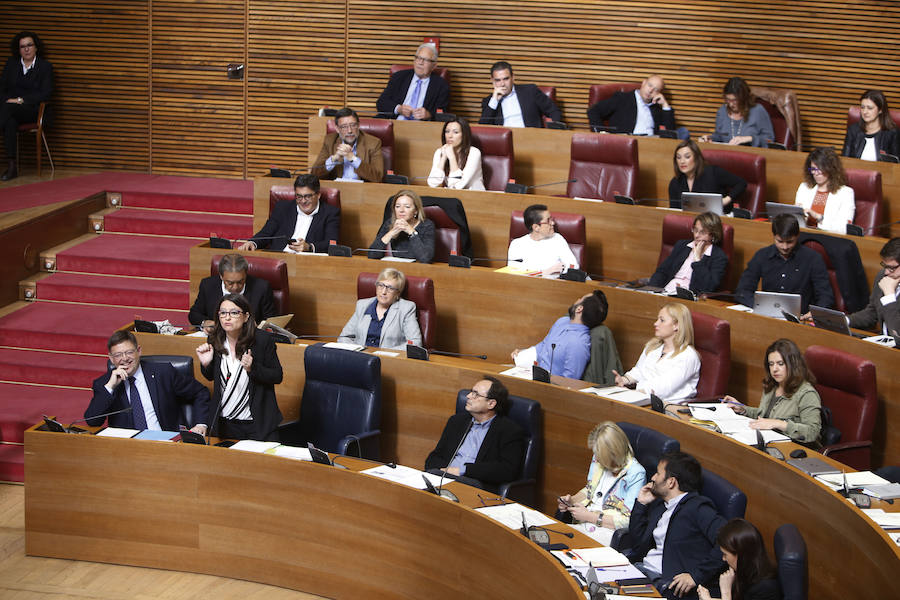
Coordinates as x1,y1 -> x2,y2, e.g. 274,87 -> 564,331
311,107 -> 384,182
425,376 -> 526,491
188,253 -> 276,328
848,236 -> 900,337
587,75 -> 676,135
479,61 -> 561,128
627,452 -> 727,600
85,331 -> 210,432
376,43 -> 449,121
240,173 -> 341,255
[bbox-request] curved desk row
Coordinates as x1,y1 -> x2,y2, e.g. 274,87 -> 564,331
123,331 -> 899,600
306,116 -> 900,240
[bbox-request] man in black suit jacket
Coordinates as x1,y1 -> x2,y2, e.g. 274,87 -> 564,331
587,75 -> 676,135
479,61 -> 561,128
425,376 -> 526,491
627,452 -> 727,600
240,173 -> 340,253
376,43 -> 449,121
85,331 -> 210,431
848,237 -> 900,337
188,253 -> 276,327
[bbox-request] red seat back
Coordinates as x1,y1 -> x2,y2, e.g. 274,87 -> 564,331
588,83 -> 640,111
326,117 -> 394,174
845,168 -> 883,235
423,205 -> 462,263
537,86 -> 557,103
755,96 -> 794,150
801,239 -> 846,313
509,210 -> 586,267
471,126 -> 514,191
566,133 -> 638,200
846,105 -> 900,129
357,272 -> 436,350
657,213 -> 734,268
210,255 -> 290,315
691,312 -> 731,400
269,185 -> 341,217
703,149 -> 767,218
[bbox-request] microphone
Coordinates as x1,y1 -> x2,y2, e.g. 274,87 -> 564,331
698,291 -> 738,302
586,273 -> 642,287
352,248 -> 411,256
449,254 -> 523,268
549,343 -> 556,377
865,219 -> 900,234
436,418 -> 473,502
505,179 -> 577,194
47,405 -> 135,433
529,525 -> 575,538
405,344 -> 487,361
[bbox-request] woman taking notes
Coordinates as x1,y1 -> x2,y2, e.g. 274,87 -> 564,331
700,77 -> 774,148
793,146 -> 855,235
427,117 -> 485,190
368,190 -> 435,263
698,518 -> 781,600
842,90 -> 899,162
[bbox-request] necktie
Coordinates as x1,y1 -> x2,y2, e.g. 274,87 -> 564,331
409,79 -> 422,115
128,376 -> 147,429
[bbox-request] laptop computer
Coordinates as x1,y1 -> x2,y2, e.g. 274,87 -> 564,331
753,291 -> 802,320
809,304 -> 866,338
681,192 -> 724,215
765,202 -> 806,228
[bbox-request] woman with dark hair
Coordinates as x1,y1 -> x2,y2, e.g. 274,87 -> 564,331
368,189 -> 435,263
649,211 -> 729,294
842,90 -> 899,162
793,146 -> 855,234
1,31 -> 54,181
427,117 -> 485,190
195,293 -> 283,441
698,518 -> 781,600
700,77 -> 773,147
668,139 -> 747,213
725,338 -> 822,444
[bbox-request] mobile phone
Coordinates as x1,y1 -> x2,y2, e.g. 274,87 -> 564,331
849,493 -> 871,508
558,496 -> 574,507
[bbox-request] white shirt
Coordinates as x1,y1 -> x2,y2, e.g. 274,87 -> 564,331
642,492 -> 688,575
397,75 -> 431,120
488,87 -> 525,128
105,365 -> 161,430
285,203 -> 320,253
427,146 -> 485,190
794,183 -> 856,235
625,344 -> 700,404
861,136 -> 878,161
507,233 -> 579,275
664,241 -> 712,294
633,90 -> 655,136
21,56 -> 36,75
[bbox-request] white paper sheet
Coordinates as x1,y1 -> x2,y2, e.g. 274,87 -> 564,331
580,386 -> 650,406
229,440 -> 280,453
862,509 -> 900,528
474,503 -> 555,529
361,464 -> 444,490
272,446 -> 313,461
551,547 -> 629,568
95,427 -> 140,438
499,366 -> 534,380
689,404 -> 789,444
513,346 -> 538,369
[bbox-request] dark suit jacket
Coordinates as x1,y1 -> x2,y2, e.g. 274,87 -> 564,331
188,274 -> 277,325
587,90 -> 676,134
842,125 -> 900,161
479,84 -> 561,128
649,240 -> 729,293
628,492 -> 727,598
376,69 -> 450,119
85,360 -> 210,430
311,130 -> 384,182
249,198 -> 340,253
0,56 -> 54,105
424,412 -> 525,487
200,330 -> 284,441
848,269 -> 900,335
668,164 -> 747,214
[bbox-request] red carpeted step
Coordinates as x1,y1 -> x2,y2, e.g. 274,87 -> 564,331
0,382 -> 89,444
55,234 -> 197,280
0,302 -> 183,354
0,348 -> 105,388
36,273 -> 189,310
102,207 -> 253,240
121,191 -> 253,215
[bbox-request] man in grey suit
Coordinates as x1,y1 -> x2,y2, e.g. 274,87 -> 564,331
337,268 -> 422,350
848,237 -> 900,338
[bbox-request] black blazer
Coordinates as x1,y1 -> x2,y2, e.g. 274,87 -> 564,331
368,218 -> 435,263
649,240 -> 729,293
200,330 -> 283,441
0,56 -> 53,105
841,125 -> 900,161
587,90 -> 676,134
668,164 -> 747,214
86,360 -> 210,430
479,84 -> 561,128
188,274 -> 277,325
376,69 -> 450,119
250,199 -> 340,252
425,412 -> 526,486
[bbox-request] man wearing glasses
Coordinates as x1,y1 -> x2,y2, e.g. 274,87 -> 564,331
188,253 -> 276,330
311,107 -> 384,182
85,331 -> 210,432
425,376 -> 526,492
240,173 -> 341,254
848,237 -> 900,338
507,203 -> 580,278
376,43 -> 449,121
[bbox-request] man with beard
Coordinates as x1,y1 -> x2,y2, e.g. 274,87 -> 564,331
311,107 -> 384,182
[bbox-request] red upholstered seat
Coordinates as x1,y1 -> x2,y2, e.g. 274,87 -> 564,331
588,83 -> 640,111
269,185 -> 341,216
565,133 -> 638,201
509,210 -> 586,267
804,345 -> 877,470
470,126 -> 514,191
389,64 -> 451,87
847,105 -> 900,129
537,86 -> 556,103
801,239 -> 846,313
326,117 -> 394,175
210,255 -> 290,315
691,312 -> 730,401
423,205 -> 462,263
845,168 -> 883,236
703,149 -> 767,218
657,213 -> 735,268
357,272 -> 436,350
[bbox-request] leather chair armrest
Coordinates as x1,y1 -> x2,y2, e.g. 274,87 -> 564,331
498,477 -> 537,508
338,429 -> 381,459
276,419 -> 301,446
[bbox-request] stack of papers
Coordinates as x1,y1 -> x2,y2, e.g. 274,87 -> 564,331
499,366 -> 535,380
581,386 -> 650,406
551,547 -> 629,568
323,342 -> 364,352
861,509 -> 900,529
229,440 -> 280,453
493,265 -> 540,276
133,430 -> 181,442
863,484 -> 900,500
361,464 -> 444,490
272,445 -> 313,461
815,471 -> 889,492
95,427 -> 140,438
474,503 -> 555,529
688,403 -> 789,445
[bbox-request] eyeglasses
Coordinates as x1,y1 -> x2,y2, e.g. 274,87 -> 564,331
468,388 -> 491,399
19,43 -> 35,49
881,262 -> 900,273
218,309 -> 246,318
808,166 -> 822,175
336,122 -> 359,131
375,281 -> 399,293
110,349 -> 137,360
295,193 -> 317,201
414,54 -> 436,64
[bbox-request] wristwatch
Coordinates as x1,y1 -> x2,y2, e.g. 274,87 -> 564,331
596,511 -> 603,526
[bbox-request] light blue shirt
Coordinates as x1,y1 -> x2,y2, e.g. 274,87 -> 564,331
324,140 -> 362,180
448,415 -> 496,475
535,317 -> 591,379
488,87 -> 525,128
398,75 -> 431,120
633,89 -> 655,135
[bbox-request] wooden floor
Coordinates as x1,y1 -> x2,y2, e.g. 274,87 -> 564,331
0,483 -> 325,600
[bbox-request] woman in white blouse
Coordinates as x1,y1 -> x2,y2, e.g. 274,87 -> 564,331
794,146 -> 855,235
613,302 -> 700,404
427,117 -> 485,190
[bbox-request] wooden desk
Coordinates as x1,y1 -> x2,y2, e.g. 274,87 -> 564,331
307,116 -> 900,239
127,333 -> 899,600
24,425 -> 584,600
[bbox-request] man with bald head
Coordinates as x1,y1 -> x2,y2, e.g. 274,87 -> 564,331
587,75 -> 677,136
376,43 -> 449,121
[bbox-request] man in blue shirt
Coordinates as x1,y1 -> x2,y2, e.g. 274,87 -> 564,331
311,107 -> 384,182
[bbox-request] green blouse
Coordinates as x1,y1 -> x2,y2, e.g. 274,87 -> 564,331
744,380 -> 822,443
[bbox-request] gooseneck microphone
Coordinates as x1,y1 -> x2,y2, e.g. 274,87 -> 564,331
50,406 -> 134,433
505,178 -> 578,194
449,255 -> 522,269
549,343 -> 556,378
435,418 -> 473,502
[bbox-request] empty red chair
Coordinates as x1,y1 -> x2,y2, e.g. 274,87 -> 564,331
269,185 -> 341,216
357,272 -> 436,350
211,255 -> 290,315
703,149 -> 767,218
423,205 -> 462,263
326,117 -> 394,175
470,125 -> 513,192
509,210 -> 586,267
845,168 -> 883,236
691,312 -> 731,401
565,133 -> 638,201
